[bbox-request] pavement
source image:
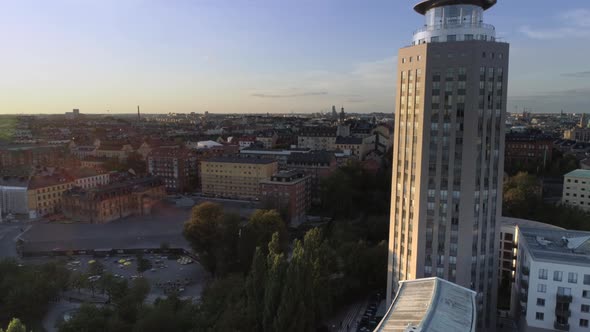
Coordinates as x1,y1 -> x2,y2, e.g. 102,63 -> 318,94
42,301 -> 81,332
326,298 -> 368,332
0,222 -> 31,258
35,252 -> 208,331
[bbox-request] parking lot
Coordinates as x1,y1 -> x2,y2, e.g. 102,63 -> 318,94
26,252 -> 207,299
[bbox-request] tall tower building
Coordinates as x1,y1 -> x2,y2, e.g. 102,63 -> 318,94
387,0 -> 508,330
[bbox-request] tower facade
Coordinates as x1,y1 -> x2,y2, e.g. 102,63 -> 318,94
387,1 -> 508,330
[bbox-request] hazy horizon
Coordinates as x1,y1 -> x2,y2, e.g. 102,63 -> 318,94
1,0 -> 589,115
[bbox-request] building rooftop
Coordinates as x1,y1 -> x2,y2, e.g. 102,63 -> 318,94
287,151 -> 334,165
414,0 -> 496,15
240,148 -> 310,156
501,216 -> 564,231
518,227 -> 590,267
261,170 -> 307,184
375,277 -> 476,332
335,136 -> 363,145
29,173 -> 74,190
564,169 -> 590,180
204,156 -> 277,165
0,176 -> 30,188
64,176 -> 163,199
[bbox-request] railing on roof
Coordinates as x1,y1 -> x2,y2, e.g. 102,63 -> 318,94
414,22 -> 495,34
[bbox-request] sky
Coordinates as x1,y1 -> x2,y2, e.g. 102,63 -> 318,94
0,0 -> 588,115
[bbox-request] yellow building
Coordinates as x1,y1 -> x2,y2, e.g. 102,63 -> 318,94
200,157 -> 278,200
27,175 -> 75,219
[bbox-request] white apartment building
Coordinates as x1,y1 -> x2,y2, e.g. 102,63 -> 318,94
512,226 -> 590,332
499,217 -> 564,289
0,177 -> 29,220
563,170 -> 590,212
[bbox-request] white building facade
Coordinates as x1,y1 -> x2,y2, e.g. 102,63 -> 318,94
513,226 -> 590,332
562,170 -> 590,212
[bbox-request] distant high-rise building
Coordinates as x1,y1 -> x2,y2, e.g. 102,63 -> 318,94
387,0 -> 508,330
332,105 -> 337,119
340,107 -> 345,123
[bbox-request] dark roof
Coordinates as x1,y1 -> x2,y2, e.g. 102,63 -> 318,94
287,151 -> 334,164
64,177 -> 163,200
299,127 -> 337,137
0,176 -> 29,188
204,157 -> 276,165
505,132 -> 553,143
29,174 -> 74,190
267,170 -> 307,183
335,136 -> 363,145
414,0 -> 496,15
148,147 -> 194,158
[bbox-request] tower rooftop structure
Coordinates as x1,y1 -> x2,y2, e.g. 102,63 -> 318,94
414,0 -> 496,14
412,0 -> 497,45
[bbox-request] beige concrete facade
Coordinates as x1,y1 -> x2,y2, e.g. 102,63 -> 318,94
562,169 -> 590,211
387,40 -> 509,330
200,158 -> 278,200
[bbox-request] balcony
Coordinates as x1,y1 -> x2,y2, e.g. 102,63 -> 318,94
519,293 -> 528,303
556,294 -> 573,303
555,307 -> 571,318
554,321 -> 570,331
521,279 -> 529,289
522,267 -> 530,276
413,22 -> 496,35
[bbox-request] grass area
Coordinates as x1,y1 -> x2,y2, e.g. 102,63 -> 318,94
0,115 -> 17,141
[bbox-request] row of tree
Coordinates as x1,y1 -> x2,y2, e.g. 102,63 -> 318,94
58,277 -> 158,332
180,201 -> 388,331
503,172 -> 590,231
0,260 -> 70,330
319,162 -> 392,219
0,319 -> 28,332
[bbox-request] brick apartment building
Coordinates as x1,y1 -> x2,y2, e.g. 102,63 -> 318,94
0,144 -> 66,169
505,132 -> 553,172
62,176 -> 165,223
147,147 -> 198,193
286,151 -> 337,202
260,170 -> 310,224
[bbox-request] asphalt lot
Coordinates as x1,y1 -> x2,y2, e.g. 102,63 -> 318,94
26,253 -> 206,299
20,199 -> 257,253
0,223 -> 29,258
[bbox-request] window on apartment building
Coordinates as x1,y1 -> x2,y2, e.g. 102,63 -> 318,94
582,305 -> 590,313
554,271 -> 563,282
585,275 -> 590,285
569,272 -> 579,284
537,298 -> 545,306
538,284 -> 547,293
581,319 -> 589,328
584,290 -> 590,299
535,312 -> 544,321
539,269 -> 548,280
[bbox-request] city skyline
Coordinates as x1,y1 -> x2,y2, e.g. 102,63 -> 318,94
0,0 -> 589,115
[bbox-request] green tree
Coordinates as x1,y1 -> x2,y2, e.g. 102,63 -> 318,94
57,304 -> 113,332
69,271 -> 87,294
5,318 -> 26,332
194,274 -> 247,331
88,260 -> 105,276
183,202 -> 240,276
136,253 -> 152,276
262,234 -> 287,332
247,210 -> 287,251
274,240 -> 309,332
0,260 -> 70,327
245,247 -> 267,331
503,172 -> 541,217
